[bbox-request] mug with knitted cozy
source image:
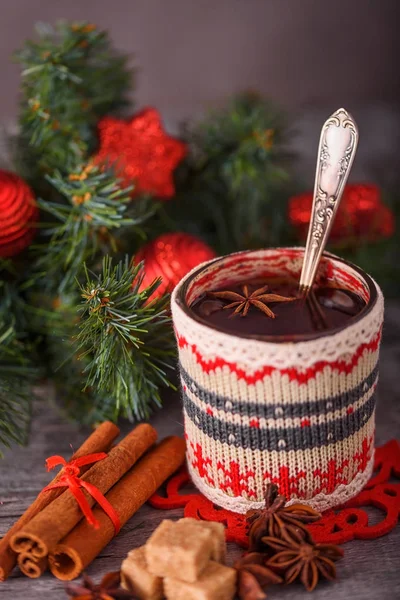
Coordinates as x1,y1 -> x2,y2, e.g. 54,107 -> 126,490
171,247 -> 384,513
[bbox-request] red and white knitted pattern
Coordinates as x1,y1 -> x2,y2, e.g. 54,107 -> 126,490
171,248 -> 384,513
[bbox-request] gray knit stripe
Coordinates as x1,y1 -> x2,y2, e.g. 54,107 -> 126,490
182,389 -> 376,451
180,362 -> 379,419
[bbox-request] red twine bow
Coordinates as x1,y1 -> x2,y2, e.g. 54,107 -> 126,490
42,453 -> 121,534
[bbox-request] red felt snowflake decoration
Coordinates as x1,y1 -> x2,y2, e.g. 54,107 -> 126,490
95,108 -> 187,199
149,440 -> 400,548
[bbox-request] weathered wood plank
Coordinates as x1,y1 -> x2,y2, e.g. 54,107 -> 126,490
1,301 -> 399,598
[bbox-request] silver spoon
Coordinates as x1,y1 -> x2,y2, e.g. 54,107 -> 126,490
299,108 -> 359,296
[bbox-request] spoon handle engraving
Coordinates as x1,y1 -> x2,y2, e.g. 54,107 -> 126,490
299,108 -> 359,294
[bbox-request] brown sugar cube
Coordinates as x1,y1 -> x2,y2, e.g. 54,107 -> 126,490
121,546 -> 163,600
164,561 -> 237,600
145,519 -> 214,583
178,518 -> 226,563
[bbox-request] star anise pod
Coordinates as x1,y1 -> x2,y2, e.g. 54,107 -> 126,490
234,552 -> 283,600
246,484 -> 321,551
65,571 -> 136,599
263,536 -> 344,592
208,284 -> 295,318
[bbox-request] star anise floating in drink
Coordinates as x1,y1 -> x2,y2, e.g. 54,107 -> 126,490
246,483 -> 321,551
65,571 -> 136,599
208,284 -> 295,318
263,536 -> 344,592
234,483 -> 343,598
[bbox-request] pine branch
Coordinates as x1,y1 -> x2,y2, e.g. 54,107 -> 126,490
0,381 -> 32,458
169,92 -> 294,254
14,20 -> 132,179
0,281 -> 36,457
33,292 -> 101,423
75,256 -> 176,421
20,290 -> 135,426
30,162 -> 156,294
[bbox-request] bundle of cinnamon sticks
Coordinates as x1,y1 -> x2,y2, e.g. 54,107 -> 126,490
0,421 -> 186,582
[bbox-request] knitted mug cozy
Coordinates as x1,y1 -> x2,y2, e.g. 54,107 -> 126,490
171,248 -> 384,514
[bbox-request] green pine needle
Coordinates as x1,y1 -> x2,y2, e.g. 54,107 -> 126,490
31,163 -> 155,294
14,20 -> 132,178
0,298 -> 36,457
76,256 -> 176,421
0,380 -> 32,458
169,92 -> 293,254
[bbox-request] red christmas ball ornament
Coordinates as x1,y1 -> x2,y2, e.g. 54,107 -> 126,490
288,183 -> 395,244
134,232 -> 216,299
0,170 -> 39,258
94,108 -> 187,199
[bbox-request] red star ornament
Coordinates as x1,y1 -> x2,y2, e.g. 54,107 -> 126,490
95,108 -> 187,199
288,183 -> 395,245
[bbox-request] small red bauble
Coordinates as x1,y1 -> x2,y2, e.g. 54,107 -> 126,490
95,108 -> 187,199
288,183 -> 395,244
134,232 -> 216,299
0,170 -> 39,258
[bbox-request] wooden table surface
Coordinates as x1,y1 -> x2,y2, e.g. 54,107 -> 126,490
1,301 -> 400,599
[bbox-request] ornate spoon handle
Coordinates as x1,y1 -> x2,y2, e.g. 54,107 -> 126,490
299,108 -> 359,295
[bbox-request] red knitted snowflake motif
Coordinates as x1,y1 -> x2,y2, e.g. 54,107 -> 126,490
190,443 -> 214,485
312,437 -> 373,495
313,458 -> 350,495
263,465 -> 307,498
217,461 -> 256,497
354,437 -> 373,472
148,440 -> 400,547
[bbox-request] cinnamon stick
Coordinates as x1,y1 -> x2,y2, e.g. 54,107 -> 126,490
0,420 -> 120,581
18,553 -> 48,579
10,423 -> 157,559
49,436 -> 186,580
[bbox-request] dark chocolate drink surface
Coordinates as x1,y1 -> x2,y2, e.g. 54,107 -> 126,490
191,278 -> 366,338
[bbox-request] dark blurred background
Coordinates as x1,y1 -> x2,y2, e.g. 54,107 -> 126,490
1,0 -> 399,185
